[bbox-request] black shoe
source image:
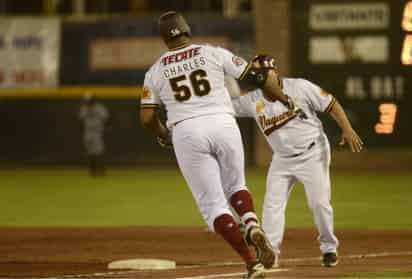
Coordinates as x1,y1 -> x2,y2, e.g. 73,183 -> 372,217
245,226 -> 275,269
244,261 -> 265,279
322,252 -> 338,267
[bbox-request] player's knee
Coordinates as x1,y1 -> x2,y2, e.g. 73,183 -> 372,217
310,200 -> 331,213
201,205 -> 233,231
264,195 -> 284,209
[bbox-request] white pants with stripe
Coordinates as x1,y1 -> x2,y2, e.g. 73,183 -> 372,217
172,113 -> 248,231
262,134 -> 339,255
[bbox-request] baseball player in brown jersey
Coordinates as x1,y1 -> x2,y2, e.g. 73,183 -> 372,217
231,57 -> 363,268
139,12 -> 303,278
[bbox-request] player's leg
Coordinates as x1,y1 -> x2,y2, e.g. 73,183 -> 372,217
95,135 -> 106,176
84,136 -> 97,176
172,118 -> 257,267
95,154 -> 105,176
211,115 -> 258,229
297,146 -> 339,260
89,154 -> 97,176
214,115 -> 275,268
262,159 -> 295,261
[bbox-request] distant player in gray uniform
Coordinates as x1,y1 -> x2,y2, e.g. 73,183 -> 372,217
79,93 -> 109,176
231,57 -> 363,268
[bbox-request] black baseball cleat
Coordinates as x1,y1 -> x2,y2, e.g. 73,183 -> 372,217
245,226 -> 275,269
322,252 -> 338,267
244,261 -> 265,279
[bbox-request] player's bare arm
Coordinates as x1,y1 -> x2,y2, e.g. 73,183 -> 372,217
240,56 -> 288,104
261,69 -> 284,102
242,55 -> 307,119
252,58 -> 289,105
140,107 -> 172,147
328,101 -> 364,152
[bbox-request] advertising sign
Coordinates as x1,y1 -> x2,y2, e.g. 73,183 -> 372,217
0,18 -> 60,88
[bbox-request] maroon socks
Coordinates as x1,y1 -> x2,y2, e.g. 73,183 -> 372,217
230,190 -> 259,230
214,214 -> 255,264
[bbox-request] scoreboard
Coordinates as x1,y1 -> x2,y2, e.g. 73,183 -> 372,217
291,0 -> 412,146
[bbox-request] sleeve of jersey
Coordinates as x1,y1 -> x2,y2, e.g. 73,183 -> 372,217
140,71 -> 161,108
231,93 -> 255,117
300,79 -> 336,112
217,47 -> 248,79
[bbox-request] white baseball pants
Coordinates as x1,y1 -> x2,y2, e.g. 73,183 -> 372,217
262,135 -> 339,255
172,113 -> 249,231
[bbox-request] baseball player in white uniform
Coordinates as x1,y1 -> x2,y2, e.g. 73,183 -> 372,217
139,12 -> 300,278
231,58 -> 363,268
79,93 -> 109,176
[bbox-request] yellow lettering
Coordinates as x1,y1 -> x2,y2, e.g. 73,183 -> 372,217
375,103 -> 397,134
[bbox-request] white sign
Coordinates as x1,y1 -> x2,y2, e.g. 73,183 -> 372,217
344,75 -> 404,100
0,18 -> 60,88
309,36 -> 388,64
310,3 -> 389,30
89,36 -> 231,70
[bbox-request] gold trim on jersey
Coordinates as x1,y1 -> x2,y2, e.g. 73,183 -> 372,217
142,86 -> 152,100
238,61 -> 252,80
255,102 -> 265,113
320,88 -> 330,96
324,97 -> 337,113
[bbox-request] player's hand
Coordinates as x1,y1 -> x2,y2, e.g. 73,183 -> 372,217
157,130 -> 173,149
157,136 -> 173,149
251,55 -> 276,70
339,128 -> 364,152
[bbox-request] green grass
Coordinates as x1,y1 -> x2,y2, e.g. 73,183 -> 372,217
0,168 -> 411,229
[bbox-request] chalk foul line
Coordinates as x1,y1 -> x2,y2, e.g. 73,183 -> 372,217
42,250 -> 412,279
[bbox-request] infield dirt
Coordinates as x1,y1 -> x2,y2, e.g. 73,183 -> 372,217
1,227 -> 411,278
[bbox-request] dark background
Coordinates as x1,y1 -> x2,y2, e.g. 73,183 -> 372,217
291,0 -> 412,147
0,16 -> 256,165
1,0 -> 411,166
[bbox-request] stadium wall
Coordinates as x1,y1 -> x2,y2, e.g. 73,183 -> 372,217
0,87 -> 255,165
0,15 -> 256,166
1,8 -> 411,170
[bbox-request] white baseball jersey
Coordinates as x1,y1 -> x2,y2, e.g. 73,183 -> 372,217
141,44 -> 248,127
232,78 -> 336,157
233,78 -> 339,255
141,44 -> 252,231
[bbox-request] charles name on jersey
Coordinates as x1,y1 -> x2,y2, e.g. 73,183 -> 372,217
162,46 -> 206,78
